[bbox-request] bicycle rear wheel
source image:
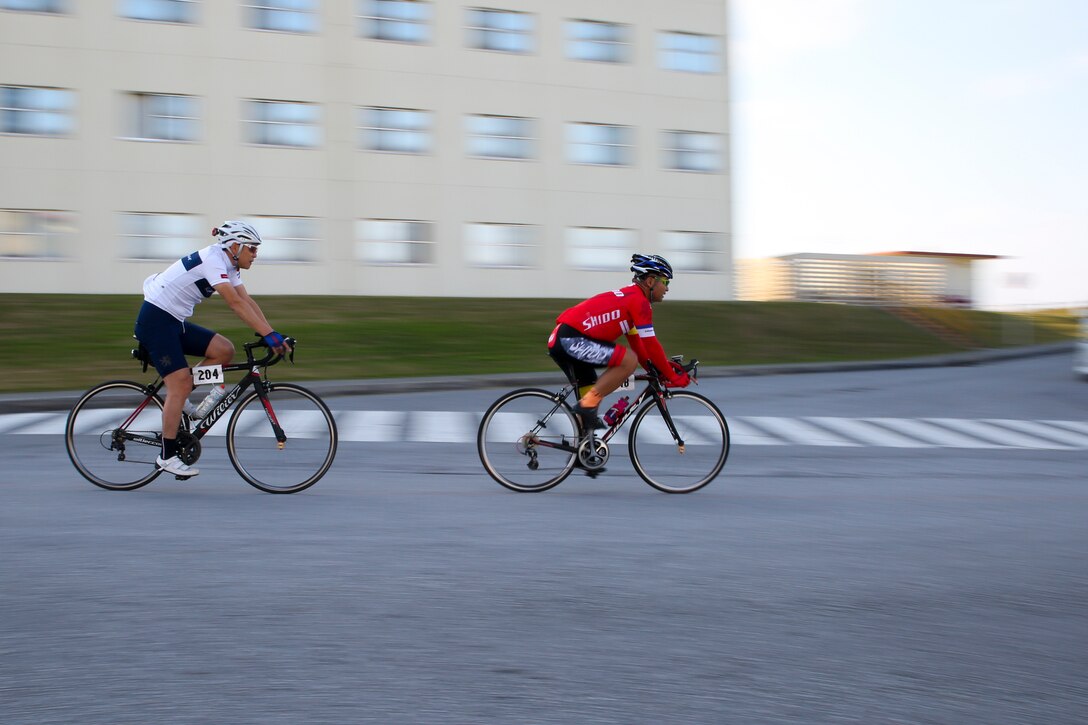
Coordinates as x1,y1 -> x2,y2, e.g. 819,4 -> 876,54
628,391 -> 729,493
65,380 -> 165,491
226,383 -> 337,493
477,388 -> 578,492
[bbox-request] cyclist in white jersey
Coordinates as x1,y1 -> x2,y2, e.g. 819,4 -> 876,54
134,221 -> 291,477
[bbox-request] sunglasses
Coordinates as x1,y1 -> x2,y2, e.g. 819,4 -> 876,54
243,244 -> 259,253
658,277 -> 670,288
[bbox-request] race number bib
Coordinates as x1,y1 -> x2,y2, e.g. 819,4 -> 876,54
618,374 -> 636,390
191,364 -> 224,386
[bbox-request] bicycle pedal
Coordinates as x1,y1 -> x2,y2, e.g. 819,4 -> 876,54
174,474 -> 196,481
584,467 -> 606,478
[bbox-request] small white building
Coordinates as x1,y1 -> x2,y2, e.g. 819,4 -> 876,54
737,251 -> 999,308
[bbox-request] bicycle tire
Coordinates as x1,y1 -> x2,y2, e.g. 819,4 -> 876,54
477,388 -> 579,492
65,380 -> 165,491
225,382 -> 337,493
628,390 -> 729,493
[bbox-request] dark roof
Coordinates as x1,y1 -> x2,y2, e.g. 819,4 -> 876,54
872,251 -> 1001,260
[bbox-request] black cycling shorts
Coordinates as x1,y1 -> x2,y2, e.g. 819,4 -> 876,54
547,323 -> 621,389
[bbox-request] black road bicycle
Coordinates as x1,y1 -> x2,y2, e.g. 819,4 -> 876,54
477,358 -> 729,493
65,337 -> 337,494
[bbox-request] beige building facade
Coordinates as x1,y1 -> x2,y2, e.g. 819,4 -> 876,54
1,0 -> 732,300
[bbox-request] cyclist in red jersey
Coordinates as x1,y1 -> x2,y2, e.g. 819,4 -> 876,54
548,254 -> 690,429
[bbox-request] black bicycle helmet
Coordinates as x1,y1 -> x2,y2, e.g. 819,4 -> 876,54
630,253 -> 673,279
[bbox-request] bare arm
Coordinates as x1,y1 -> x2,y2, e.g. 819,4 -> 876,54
215,282 -> 273,336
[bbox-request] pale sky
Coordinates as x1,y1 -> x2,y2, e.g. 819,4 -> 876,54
728,0 -> 1087,309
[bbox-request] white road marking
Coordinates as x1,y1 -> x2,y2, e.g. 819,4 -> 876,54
13,410 -> 1088,450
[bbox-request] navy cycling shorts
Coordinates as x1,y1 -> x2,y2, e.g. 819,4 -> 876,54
134,302 -> 216,377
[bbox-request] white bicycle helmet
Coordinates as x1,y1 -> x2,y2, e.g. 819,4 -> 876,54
213,220 -> 262,247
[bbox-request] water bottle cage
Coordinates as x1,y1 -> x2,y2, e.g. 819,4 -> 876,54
603,397 -> 630,427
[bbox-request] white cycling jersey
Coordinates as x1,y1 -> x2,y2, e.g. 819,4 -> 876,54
143,245 -> 242,322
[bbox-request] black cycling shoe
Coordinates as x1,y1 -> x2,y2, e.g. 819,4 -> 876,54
572,459 -> 606,478
572,404 -> 604,431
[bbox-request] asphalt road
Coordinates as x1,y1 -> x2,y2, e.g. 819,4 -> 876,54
2,352 -> 1086,724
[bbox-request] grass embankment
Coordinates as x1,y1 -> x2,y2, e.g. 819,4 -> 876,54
0,295 -> 1077,394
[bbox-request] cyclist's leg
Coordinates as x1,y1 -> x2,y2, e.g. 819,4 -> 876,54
550,326 -> 636,425
183,324 -> 232,367
135,303 -> 203,474
548,326 -> 598,396
590,347 -> 638,399
161,367 -> 193,442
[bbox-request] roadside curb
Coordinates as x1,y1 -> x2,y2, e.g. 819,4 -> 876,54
1,341 -> 1073,414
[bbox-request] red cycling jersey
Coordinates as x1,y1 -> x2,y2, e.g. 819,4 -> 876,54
555,283 -> 673,375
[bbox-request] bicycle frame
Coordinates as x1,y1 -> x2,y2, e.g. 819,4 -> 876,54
530,371 -> 689,457
190,361 -> 284,445
122,341 -> 287,451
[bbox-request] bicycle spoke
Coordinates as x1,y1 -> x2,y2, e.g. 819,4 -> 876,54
226,384 -> 337,494
629,392 -> 729,493
478,389 -> 578,492
65,382 -> 164,490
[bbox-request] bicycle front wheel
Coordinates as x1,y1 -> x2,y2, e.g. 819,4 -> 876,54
628,391 -> 729,493
477,388 -> 578,492
226,383 -> 338,494
65,380 -> 165,491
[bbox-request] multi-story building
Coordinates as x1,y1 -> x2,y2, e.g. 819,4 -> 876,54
1,0 -> 731,299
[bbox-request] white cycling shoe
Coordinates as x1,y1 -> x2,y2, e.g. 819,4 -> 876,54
156,455 -> 200,477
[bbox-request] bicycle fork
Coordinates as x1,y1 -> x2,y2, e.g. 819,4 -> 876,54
653,391 -> 687,454
254,381 -> 287,449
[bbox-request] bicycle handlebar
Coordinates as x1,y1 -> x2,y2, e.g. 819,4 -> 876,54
243,335 -> 297,368
636,356 -> 699,384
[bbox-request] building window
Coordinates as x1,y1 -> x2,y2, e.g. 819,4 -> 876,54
466,8 -> 534,54
356,219 -> 433,264
245,0 -> 318,33
1,86 -> 74,136
566,122 -> 633,167
358,0 -> 430,43
123,92 -> 199,142
659,31 -> 720,74
662,130 -> 723,172
1,0 -> 66,12
466,115 -> 535,160
565,19 -> 630,63
660,231 -> 723,272
120,0 -> 198,24
0,209 -> 73,258
120,212 -> 202,260
243,99 -> 320,148
465,222 -> 537,267
359,107 -> 431,154
241,216 -> 318,261
566,226 -> 635,270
